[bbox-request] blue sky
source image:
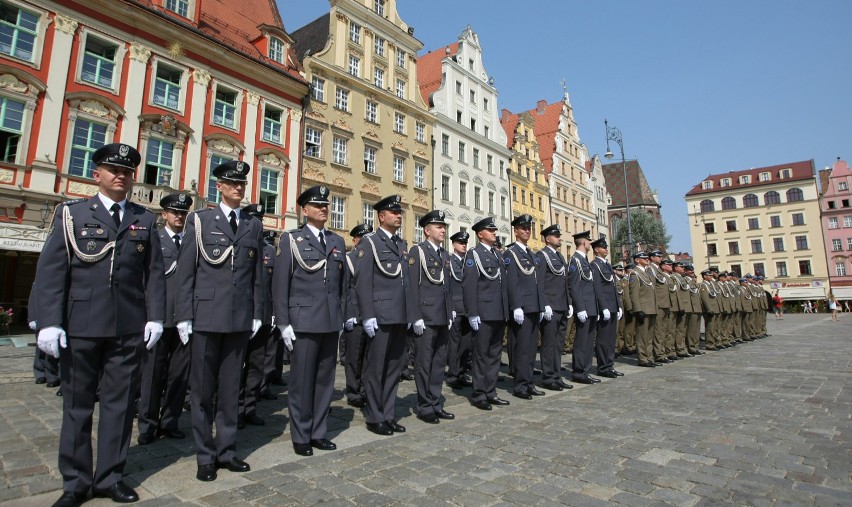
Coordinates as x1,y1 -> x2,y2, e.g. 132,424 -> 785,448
278,1 -> 852,253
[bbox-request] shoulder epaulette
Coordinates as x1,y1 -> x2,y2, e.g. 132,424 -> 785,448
63,198 -> 87,207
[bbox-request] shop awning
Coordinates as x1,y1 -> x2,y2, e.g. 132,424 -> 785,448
775,286 -> 826,301
828,287 -> 852,300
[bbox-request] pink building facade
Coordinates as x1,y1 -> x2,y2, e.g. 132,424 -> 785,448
819,159 -> 852,299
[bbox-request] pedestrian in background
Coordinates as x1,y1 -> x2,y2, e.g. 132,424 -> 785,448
772,291 -> 783,320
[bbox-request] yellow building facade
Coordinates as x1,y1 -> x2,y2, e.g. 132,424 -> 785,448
501,111 -> 549,250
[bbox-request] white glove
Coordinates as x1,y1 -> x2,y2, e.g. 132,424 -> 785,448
177,320 -> 193,345
468,315 -> 481,331
364,317 -> 378,338
28,321 -> 37,331
344,318 -> 356,331
251,319 -> 262,337
617,308 -> 623,320
452,310 -> 457,320
413,319 -> 425,336
567,305 -> 574,319
513,308 -> 524,325
602,309 -> 611,321
543,305 -> 553,321
271,315 -> 275,327
144,320 -> 164,350
577,310 -> 588,323
448,320 -> 453,330
278,324 -> 296,351
37,325 -> 66,359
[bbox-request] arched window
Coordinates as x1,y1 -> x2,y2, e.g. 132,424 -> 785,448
721,196 -> 737,210
743,194 -> 759,207
787,188 -> 804,202
700,199 -> 715,212
764,190 -> 780,205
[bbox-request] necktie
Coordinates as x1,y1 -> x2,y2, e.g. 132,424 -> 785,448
229,211 -> 237,234
110,203 -> 121,228
319,230 -> 326,251
173,235 -> 181,251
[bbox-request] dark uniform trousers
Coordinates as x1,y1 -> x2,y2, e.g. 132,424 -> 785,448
445,316 -> 472,384
471,320 -> 506,403
568,252 -> 599,379
572,316 -> 597,378
343,323 -> 367,403
240,324 -> 274,418
138,327 -> 190,435
539,311 -> 567,385
414,325 -> 449,416
289,332 -> 338,443
260,325 -> 281,391
511,315 -> 540,394
594,317 -> 617,373
34,347 -> 60,383
364,324 -> 407,423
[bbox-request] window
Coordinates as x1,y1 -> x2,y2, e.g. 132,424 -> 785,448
0,96 -> 24,163
213,87 -> 237,128
720,178 -> 731,187
753,263 -> 765,277
726,220 -> 737,232
795,235 -> 808,250
374,0 -> 385,16
759,172 -> 770,182
742,194 -> 758,208
521,190 -> 526,205
455,81 -> 462,95
844,199 -> 850,208
396,49 -> 405,68
764,190 -> 780,205
828,201 -> 836,209
0,2 -> 38,62
414,163 -> 425,188
470,118 -> 476,132
394,112 -> 405,134
512,186 -> 517,202
740,175 -> 751,184
836,261 -> 847,276
81,37 -> 117,88
832,238 -> 843,251
488,191 -> 495,214
393,156 -> 404,182
304,127 -> 321,158
728,242 -> 740,255
792,213 -> 804,226
469,90 -> 476,103
721,196 -> 736,209
747,218 -> 759,230
143,139 -> 174,186
396,79 -> 405,99
700,199 -> 714,212
780,169 -> 791,178
487,155 -> 493,174
414,215 -> 423,243
500,196 -> 507,218
704,222 -> 715,234
165,0 -> 189,17
773,237 -> 784,252
484,125 -> 489,139
206,154 -> 233,203
332,136 -> 347,165
374,35 -> 385,57
259,168 -> 279,214
335,87 -> 349,111
702,181 -> 712,190
799,260 -> 812,276
459,181 -> 467,206
730,265 -> 741,277
845,216 -> 852,228
848,238 -> 852,250
154,64 -> 182,110
770,215 -> 781,228
331,196 -> 345,230
262,106 -> 283,144
840,181 -> 849,191
311,76 -> 325,101
474,186 -> 481,210
415,122 -> 425,143
374,67 -> 384,88
707,243 -> 717,256
363,145 -> 377,174
483,98 -> 489,111
362,202 -> 374,229
786,188 -> 804,202
829,217 -> 839,229
349,22 -> 361,44
68,120 -> 107,178
776,261 -> 788,277
458,142 -> 465,163
269,37 -> 285,63
365,100 -> 378,123
750,239 -> 763,254
456,110 -> 462,123
348,55 -> 360,77
473,148 -> 479,168
441,134 -> 449,156
441,175 -> 450,201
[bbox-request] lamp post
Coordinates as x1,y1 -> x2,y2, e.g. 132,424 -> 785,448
604,119 -> 633,261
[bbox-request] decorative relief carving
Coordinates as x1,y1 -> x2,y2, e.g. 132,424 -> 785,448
0,74 -> 29,94
290,109 -> 303,123
305,111 -> 325,122
303,165 -> 325,181
332,177 -> 349,188
332,118 -> 352,132
415,149 -> 428,158
262,216 -> 277,227
129,42 -> 152,63
259,153 -> 283,167
335,12 -> 348,22
361,182 -> 380,195
193,69 -> 211,87
392,141 -> 407,152
364,130 -> 381,141
0,168 -> 14,183
79,99 -> 110,118
246,92 -> 260,105
68,181 -> 99,196
54,14 -> 79,35
414,196 -> 428,207
208,138 -> 238,154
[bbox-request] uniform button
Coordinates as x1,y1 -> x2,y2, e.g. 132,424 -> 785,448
233,281 -> 237,286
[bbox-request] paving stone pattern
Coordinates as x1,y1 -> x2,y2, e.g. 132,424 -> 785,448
0,315 -> 849,506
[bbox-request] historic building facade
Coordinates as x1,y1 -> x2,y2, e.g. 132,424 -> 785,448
586,152 -> 610,242
818,158 -> 852,299
601,159 -> 662,256
0,0 -> 307,321
417,26 -> 512,243
292,0 -> 432,245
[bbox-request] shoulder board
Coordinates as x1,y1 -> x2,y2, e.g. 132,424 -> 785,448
196,208 -> 214,213
288,228 -> 301,234
63,198 -> 87,207
326,230 -> 337,236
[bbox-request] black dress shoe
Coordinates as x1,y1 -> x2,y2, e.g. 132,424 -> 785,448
259,389 -> 278,400
597,370 -> 619,378
51,491 -> 87,507
573,376 -> 596,384
658,358 -> 673,363
667,356 -> 679,361
196,464 -> 217,482
366,422 -> 394,435
612,370 -> 625,376
137,432 -> 156,446
386,420 -> 406,433
347,398 -> 366,408
512,391 -> 532,400
183,400 -> 192,411
216,458 -> 250,472
293,443 -> 313,456
653,361 -> 665,366
244,413 -> 265,426
678,353 -> 693,358
157,428 -> 186,439
417,413 -> 440,424
35,377 -> 46,384
435,409 -> 455,420
471,399 -> 492,410
310,438 -> 337,450
270,376 -> 287,386
56,389 -> 63,397
460,375 -> 473,386
555,379 -> 574,389
637,361 -> 656,367
487,396 -> 510,405
693,350 -> 706,355
528,387 -> 545,396
46,380 -> 60,388
541,383 -> 563,391
399,372 -> 415,381
446,380 -> 465,389
93,481 -> 139,503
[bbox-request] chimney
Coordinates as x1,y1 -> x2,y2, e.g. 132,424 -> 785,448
536,100 -> 547,114
501,108 -> 511,121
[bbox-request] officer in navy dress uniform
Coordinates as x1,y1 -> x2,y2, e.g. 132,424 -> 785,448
567,230 -> 600,384
257,230 -> 280,398
462,217 -> 510,411
137,192 -> 193,446
353,195 -> 413,436
504,214 -> 546,400
589,238 -> 624,378
34,143 -> 166,507
175,160 -> 263,482
535,224 -> 574,391
407,210 -> 455,424
343,223 -> 372,408
238,203 -> 275,429
446,231 -> 473,389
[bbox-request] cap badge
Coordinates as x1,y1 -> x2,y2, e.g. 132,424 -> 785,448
320,186 -> 328,196
179,194 -> 186,203
119,144 -> 130,158
236,161 -> 245,172
87,241 -> 96,251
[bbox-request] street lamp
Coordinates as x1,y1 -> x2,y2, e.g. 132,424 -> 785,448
604,119 -> 633,261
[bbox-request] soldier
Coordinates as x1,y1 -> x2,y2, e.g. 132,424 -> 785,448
175,160 -> 263,482
738,277 -> 755,341
463,217 -> 510,410
505,214 -> 546,399
756,276 -> 770,336
274,185 -> 347,455
35,143 -> 165,506
137,192 -> 193,446
342,223 -> 372,408
590,238 -> 623,378
670,262 -> 694,358
620,264 -> 637,355
684,265 -> 705,355
699,269 -> 721,350
629,251 -> 658,367
353,195 -> 412,435
257,230 -> 281,398
567,231 -> 600,384
536,225 -> 574,391
647,250 -> 672,363
660,259 -> 681,360
446,231 -> 473,389
407,210 -> 455,423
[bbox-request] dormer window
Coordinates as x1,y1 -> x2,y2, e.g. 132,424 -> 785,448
164,0 -> 190,18
269,37 -> 285,64
740,174 -> 750,184
779,168 -> 791,179
374,0 -> 385,16
759,172 -> 770,182
720,178 -> 731,187
702,180 -> 713,190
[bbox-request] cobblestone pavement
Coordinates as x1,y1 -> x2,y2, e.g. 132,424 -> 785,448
1,314 -> 850,506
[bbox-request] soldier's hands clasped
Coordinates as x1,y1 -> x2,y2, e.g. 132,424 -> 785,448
37,325 -> 66,359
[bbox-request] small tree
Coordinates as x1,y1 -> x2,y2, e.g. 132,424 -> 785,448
610,210 -> 672,263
